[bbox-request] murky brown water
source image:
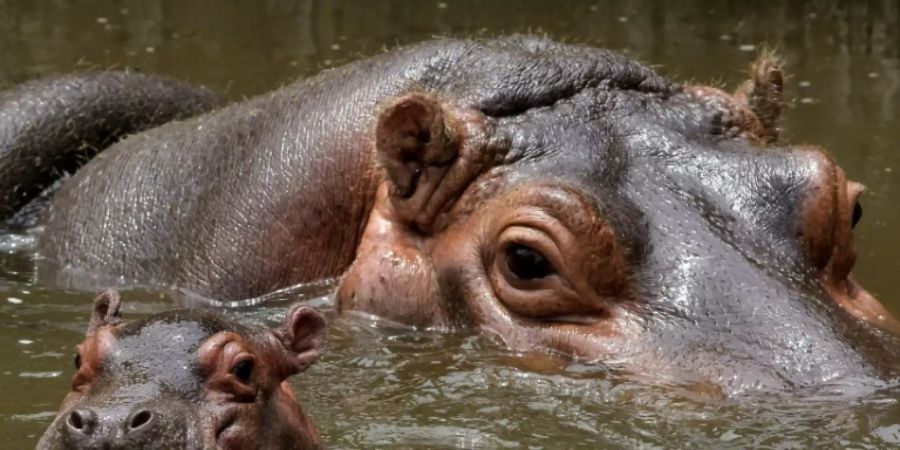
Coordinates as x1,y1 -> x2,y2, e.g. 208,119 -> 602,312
2,1 -> 900,448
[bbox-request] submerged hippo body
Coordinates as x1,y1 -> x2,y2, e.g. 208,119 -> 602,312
4,36 -> 899,393
38,291 -> 326,450
0,72 -> 224,222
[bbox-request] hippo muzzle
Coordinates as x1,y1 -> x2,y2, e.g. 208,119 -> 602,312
43,401 -> 194,450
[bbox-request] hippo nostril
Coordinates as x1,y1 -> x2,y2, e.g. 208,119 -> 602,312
68,412 -> 83,430
66,409 -> 96,435
127,409 -> 153,431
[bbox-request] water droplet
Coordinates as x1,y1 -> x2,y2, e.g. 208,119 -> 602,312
720,430 -> 741,441
873,424 -> 900,444
19,371 -> 62,378
7,297 -> 23,304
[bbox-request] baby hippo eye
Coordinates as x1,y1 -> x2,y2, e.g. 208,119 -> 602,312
505,243 -> 556,280
852,201 -> 863,229
74,353 -> 82,370
231,359 -> 254,383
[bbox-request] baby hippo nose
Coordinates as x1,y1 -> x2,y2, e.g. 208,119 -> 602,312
65,408 -> 98,437
125,408 -> 156,434
64,405 -> 160,446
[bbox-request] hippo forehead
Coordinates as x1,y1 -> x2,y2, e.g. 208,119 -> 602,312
499,88 -> 823,265
454,83 -> 884,386
489,86 -> 855,328
99,311 -> 253,397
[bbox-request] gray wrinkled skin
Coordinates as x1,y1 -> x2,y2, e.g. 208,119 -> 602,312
3,36 -> 898,394
34,36 -> 670,298
0,72 -> 224,221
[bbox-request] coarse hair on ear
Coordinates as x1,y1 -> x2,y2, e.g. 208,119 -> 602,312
734,49 -> 784,144
375,92 -> 457,199
87,289 -> 123,335
274,304 -> 327,375
374,92 -> 497,232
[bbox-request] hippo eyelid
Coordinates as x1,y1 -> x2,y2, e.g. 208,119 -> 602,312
544,313 -> 606,325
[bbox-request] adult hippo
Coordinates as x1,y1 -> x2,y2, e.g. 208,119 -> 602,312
38,291 -> 326,449
2,36 -> 898,393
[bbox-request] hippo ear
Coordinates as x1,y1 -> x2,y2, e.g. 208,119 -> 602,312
376,93 -> 456,200
375,93 -> 493,232
733,51 -> 784,144
87,289 -> 122,335
275,304 -> 326,375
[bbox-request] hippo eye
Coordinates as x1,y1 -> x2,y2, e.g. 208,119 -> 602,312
505,243 -> 556,280
852,202 -> 863,229
74,353 -> 82,370
232,359 -> 254,383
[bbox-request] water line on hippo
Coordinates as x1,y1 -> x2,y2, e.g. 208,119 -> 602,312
175,277 -> 341,310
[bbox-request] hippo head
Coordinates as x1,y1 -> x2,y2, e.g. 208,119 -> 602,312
38,291 -> 325,449
339,51 -> 900,393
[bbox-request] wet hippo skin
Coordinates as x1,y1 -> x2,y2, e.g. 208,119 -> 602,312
0,72 -> 224,221
37,291 -> 325,450
2,36 -> 899,394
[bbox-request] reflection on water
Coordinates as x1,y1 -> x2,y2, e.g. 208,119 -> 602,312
1,0 -> 900,448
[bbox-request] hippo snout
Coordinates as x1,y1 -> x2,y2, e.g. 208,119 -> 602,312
59,405 -> 184,449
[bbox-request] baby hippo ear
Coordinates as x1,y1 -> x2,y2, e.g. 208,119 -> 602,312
87,289 -> 122,335
275,304 -> 326,374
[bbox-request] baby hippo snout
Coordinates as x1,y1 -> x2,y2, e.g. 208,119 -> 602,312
40,291 -> 327,450
62,404 -> 179,449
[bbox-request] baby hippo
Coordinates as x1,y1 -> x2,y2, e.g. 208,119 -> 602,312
38,290 -> 326,449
